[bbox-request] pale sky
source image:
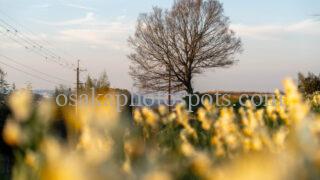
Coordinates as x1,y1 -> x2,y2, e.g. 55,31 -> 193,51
0,0 -> 319,92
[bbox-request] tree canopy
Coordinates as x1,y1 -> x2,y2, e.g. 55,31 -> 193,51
128,0 -> 242,94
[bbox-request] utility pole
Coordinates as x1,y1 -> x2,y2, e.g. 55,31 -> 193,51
70,60 -> 86,145
76,60 -> 80,97
74,60 -> 86,114
75,60 -> 86,97
75,60 -> 80,117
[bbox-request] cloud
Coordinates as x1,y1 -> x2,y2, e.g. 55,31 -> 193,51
32,12 -> 95,26
30,4 -> 51,9
54,16 -> 134,50
31,12 -> 133,50
0,38 -> 20,49
65,3 -> 96,11
231,19 -> 320,40
57,24 -> 133,50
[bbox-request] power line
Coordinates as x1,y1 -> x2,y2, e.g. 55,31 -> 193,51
0,25 -> 59,64
0,22 -> 72,69
0,53 -> 72,84
0,16 -> 72,64
0,28 -> 55,60
0,59 -> 62,86
0,29 -> 70,71
0,9 -> 77,66
0,11 -> 79,69
0,9 -> 87,88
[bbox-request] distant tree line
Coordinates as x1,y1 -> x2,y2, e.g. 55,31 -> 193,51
54,71 -> 111,97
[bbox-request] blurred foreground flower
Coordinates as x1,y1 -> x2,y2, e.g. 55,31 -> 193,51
3,79 -> 320,180
3,119 -> 22,146
9,90 -> 32,121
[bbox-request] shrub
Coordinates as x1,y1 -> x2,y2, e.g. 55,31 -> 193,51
298,72 -> 320,95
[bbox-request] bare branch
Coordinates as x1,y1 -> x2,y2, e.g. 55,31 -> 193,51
128,0 -> 242,94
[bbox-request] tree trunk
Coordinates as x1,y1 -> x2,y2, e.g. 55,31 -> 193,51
186,81 -> 194,94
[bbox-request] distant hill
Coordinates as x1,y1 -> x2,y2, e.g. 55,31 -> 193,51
206,90 -> 275,96
32,89 -> 54,98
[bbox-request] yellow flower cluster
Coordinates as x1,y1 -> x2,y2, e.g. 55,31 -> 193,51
3,78 -> 320,180
211,108 -> 239,156
311,92 -> 320,108
3,90 -> 32,146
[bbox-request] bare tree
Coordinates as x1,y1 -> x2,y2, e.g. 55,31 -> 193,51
128,0 -> 242,94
